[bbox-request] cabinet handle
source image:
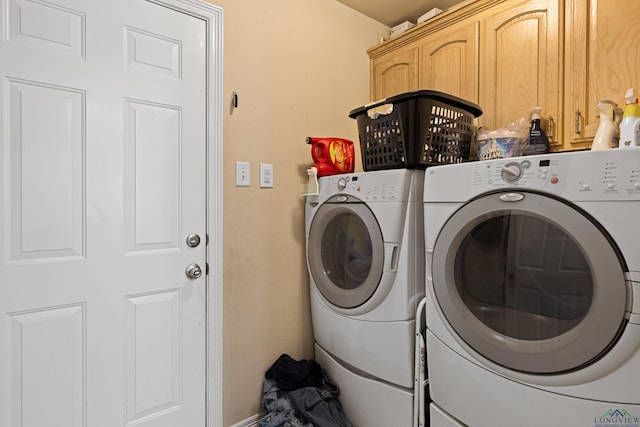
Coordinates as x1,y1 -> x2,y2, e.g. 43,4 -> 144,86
574,110 -> 581,135
546,115 -> 554,140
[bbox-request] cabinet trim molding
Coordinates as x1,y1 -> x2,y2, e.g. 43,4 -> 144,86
368,0 -> 506,58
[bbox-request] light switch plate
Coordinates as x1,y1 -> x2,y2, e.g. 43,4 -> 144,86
236,162 -> 250,187
260,163 -> 274,188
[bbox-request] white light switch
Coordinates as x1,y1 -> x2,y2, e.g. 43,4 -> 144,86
260,163 -> 274,188
236,162 -> 250,187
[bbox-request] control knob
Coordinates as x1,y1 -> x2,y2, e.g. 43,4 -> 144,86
337,177 -> 348,191
501,162 -> 523,183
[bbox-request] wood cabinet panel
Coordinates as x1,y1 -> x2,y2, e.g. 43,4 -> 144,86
479,0 -> 561,147
419,21 -> 479,104
371,46 -> 418,100
565,0 -> 640,150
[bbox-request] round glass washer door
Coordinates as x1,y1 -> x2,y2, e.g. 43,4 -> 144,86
432,191 -> 628,374
308,195 -> 384,309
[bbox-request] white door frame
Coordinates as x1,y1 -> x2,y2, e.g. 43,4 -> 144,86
150,1 -> 224,425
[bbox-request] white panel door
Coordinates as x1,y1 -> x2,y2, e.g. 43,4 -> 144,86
0,0 -> 208,426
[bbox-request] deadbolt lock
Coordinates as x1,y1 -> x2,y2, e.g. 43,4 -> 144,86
186,234 -> 201,248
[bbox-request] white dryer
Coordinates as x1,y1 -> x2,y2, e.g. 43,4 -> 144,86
305,169 -> 425,427
423,149 -> 640,427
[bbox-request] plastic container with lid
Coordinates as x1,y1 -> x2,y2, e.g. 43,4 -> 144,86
477,130 -> 523,160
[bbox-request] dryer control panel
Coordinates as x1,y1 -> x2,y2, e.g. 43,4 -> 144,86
318,169 -> 423,203
425,149 -> 640,203
474,157 -> 563,189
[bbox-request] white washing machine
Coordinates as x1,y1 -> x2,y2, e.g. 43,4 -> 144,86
305,169 -> 425,427
423,149 -> 640,427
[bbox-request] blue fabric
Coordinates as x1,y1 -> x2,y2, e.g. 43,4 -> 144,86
258,354 -> 352,427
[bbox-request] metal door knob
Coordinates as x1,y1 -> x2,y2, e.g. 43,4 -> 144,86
186,234 -> 201,248
185,263 -> 202,279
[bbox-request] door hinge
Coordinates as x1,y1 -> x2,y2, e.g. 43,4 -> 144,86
206,263 -> 209,275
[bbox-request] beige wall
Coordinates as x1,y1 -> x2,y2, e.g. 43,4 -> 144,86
205,0 -> 388,424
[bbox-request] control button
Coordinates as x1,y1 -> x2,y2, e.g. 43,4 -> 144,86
550,177 -> 559,184
521,160 -> 531,169
582,184 -> 590,191
607,183 -> 615,190
635,182 -> 640,189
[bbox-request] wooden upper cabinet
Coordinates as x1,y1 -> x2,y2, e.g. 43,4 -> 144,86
419,21 -> 479,104
479,0 -> 561,146
371,46 -> 418,101
565,0 -> 640,150
367,0 -> 640,151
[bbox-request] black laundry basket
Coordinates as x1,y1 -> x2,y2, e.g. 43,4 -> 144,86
349,90 -> 482,171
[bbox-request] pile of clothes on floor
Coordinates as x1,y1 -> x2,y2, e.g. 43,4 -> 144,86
258,354 -> 352,427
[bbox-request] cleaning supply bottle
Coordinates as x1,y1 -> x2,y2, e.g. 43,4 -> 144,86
302,166 -> 319,195
306,137 -> 355,176
619,88 -> 640,148
523,107 -> 550,156
591,100 -> 617,151
613,107 -> 624,148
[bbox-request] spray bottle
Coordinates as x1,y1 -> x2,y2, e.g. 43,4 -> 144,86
523,107 -> 550,156
619,88 -> 640,148
591,100 -> 617,151
613,107 -> 624,148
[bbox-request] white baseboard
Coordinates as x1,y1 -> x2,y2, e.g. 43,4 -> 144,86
229,412 -> 264,427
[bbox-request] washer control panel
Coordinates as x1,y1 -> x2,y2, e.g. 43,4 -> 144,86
331,174 -> 401,201
474,157 -> 562,190
466,151 -> 640,201
319,170 -> 422,202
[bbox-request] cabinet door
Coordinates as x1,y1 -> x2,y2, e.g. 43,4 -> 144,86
371,46 -> 418,100
565,0 -> 640,149
479,0 -> 561,146
419,21 -> 479,104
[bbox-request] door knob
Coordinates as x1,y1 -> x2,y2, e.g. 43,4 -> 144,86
185,263 -> 202,279
186,233 -> 201,248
